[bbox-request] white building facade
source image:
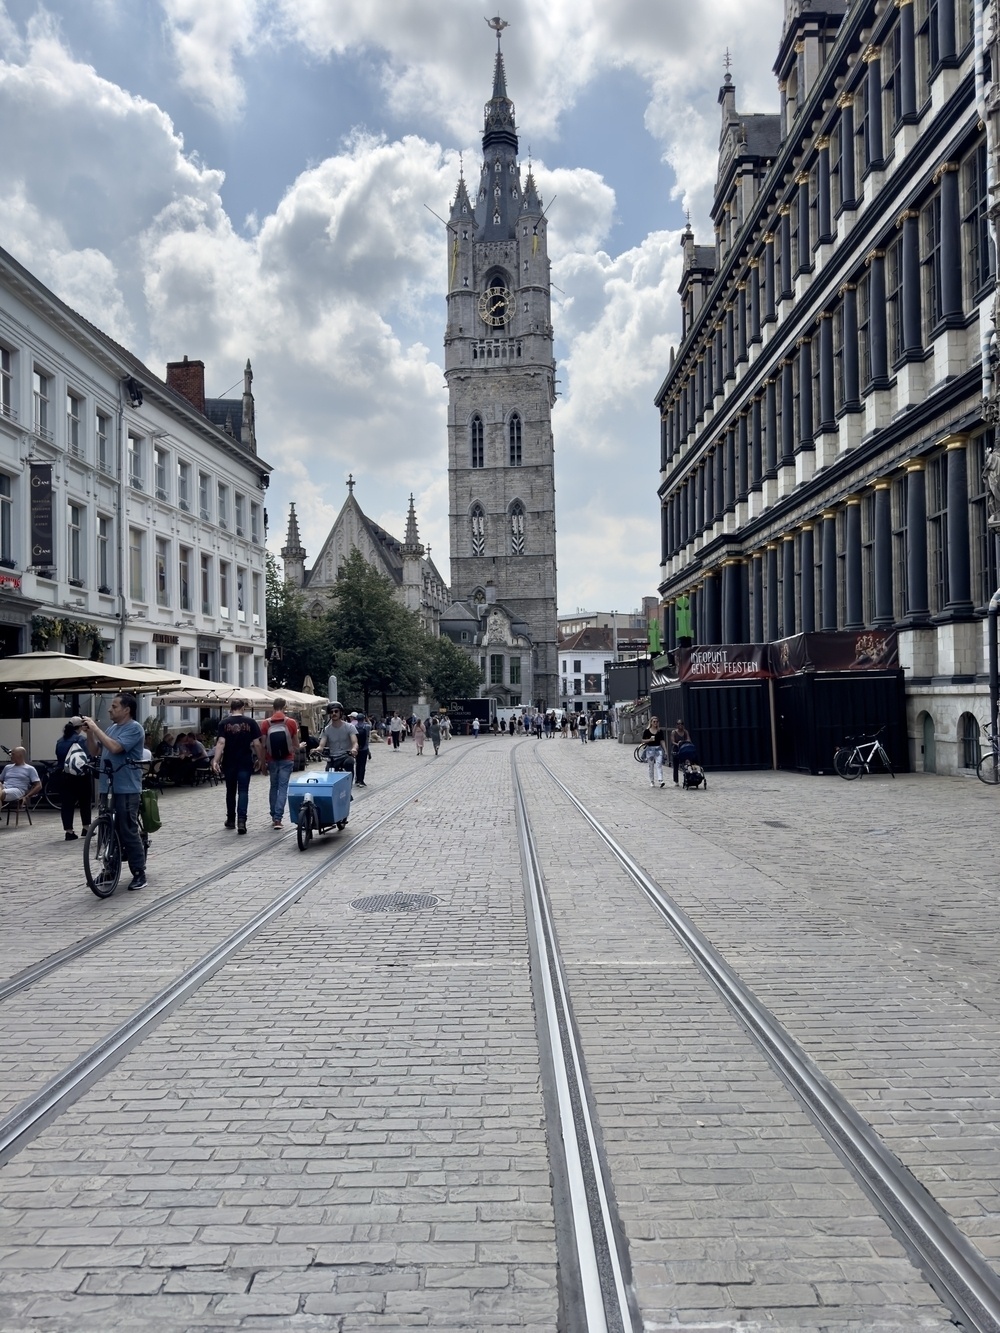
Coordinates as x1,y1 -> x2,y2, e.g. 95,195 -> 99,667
558,628 -> 613,713
0,244 -> 271,701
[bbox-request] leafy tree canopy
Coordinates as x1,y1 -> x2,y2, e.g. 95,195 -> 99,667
265,552 -> 334,692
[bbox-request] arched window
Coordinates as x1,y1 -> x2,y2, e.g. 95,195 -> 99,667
960,712 -> 981,769
471,586 -> 486,604
471,504 -> 486,557
470,415 -> 484,468
509,501 -> 525,555
508,413 -> 522,466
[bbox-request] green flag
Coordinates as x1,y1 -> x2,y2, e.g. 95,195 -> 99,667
648,617 -> 662,655
675,595 -> 691,639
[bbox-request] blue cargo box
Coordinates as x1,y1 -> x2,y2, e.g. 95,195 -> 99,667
287,770 -> 352,826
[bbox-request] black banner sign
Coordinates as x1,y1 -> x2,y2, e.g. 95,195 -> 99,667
29,464 -> 53,567
678,644 -> 770,682
770,631 -> 898,675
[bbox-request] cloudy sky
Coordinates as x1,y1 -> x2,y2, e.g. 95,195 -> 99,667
0,0 -> 785,614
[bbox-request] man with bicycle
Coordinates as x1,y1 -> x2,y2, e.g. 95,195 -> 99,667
81,692 -> 147,890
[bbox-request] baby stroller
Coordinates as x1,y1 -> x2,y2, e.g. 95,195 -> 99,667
677,741 -> 707,790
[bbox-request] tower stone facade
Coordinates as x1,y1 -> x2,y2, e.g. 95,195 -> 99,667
445,33 -> 558,708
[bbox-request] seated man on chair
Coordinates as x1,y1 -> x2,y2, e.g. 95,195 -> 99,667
0,747 -> 42,811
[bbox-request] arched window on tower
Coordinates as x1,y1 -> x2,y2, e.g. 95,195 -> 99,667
470,415 -> 484,468
508,413 -> 522,466
471,504 -> 486,557
509,501 -> 525,555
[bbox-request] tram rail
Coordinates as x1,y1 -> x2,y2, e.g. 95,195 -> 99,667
0,746 -> 478,1167
0,753 -> 451,1006
523,744 -> 1000,1333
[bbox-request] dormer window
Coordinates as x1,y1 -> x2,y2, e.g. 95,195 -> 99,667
495,161 -> 501,174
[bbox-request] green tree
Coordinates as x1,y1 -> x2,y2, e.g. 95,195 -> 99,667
329,550 -> 424,713
265,552 -> 333,691
422,630 -> 483,704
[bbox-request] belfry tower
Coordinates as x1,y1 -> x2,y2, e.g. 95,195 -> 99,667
445,17 -> 558,708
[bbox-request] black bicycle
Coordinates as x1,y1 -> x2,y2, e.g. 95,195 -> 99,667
976,721 -> 1000,786
83,762 -> 150,898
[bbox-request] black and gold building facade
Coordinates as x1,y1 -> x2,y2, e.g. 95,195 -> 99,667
656,0 -> 1000,775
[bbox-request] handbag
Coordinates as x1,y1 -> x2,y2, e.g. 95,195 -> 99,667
139,788 -> 162,833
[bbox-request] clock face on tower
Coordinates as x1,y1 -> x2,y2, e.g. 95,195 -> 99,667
478,286 -> 513,327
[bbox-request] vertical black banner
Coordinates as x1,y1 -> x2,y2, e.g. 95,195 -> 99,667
29,463 -> 53,567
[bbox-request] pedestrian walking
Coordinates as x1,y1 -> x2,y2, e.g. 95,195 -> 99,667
670,718 -> 691,786
212,696 -> 263,834
642,715 -> 668,788
55,717 -> 92,840
259,698 -> 298,828
81,693 -> 147,889
440,714 -> 451,741
578,714 -> 588,743
561,714 -> 570,739
389,711 -> 404,750
413,718 -> 426,754
472,716 -> 480,737
430,715 -> 441,756
351,712 -> 372,786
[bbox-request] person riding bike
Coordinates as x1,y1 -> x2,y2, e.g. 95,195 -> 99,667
318,702 -> 358,773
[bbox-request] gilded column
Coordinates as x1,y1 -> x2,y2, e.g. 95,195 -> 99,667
872,480 -> 894,626
822,509 -> 838,630
782,534 -> 796,637
845,495 -> 864,628
904,459 -> 930,622
800,524 -> 816,632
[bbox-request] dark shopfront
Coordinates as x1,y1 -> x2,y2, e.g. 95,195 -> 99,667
650,632 -> 909,774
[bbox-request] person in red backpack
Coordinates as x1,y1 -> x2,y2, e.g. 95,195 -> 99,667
259,697 -> 298,829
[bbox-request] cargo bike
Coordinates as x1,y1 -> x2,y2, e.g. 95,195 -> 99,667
287,758 -> 353,851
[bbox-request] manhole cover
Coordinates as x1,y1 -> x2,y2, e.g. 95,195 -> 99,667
763,820 -> 790,828
350,892 -> 440,914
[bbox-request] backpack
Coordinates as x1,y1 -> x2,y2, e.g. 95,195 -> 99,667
64,742 -> 89,776
266,719 -> 290,761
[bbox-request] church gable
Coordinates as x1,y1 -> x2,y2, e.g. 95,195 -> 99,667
306,495 -> 396,591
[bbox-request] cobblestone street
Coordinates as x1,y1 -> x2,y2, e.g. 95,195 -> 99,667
0,735 -> 996,1331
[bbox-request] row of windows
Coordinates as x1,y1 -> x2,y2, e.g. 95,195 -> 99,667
674,4 -> 985,418
480,654 -> 522,686
666,435 -> 998,636
662,144 -> 994,476
469,412 -> 523,468
470,501 -> 525,557
133,643 -> 263,693
0,347 -> 263,543
130,530 -> 263,621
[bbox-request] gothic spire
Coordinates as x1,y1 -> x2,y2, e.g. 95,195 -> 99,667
521,168 -> 542,215
403,494 -> 423,555
482,18 -> 517,152
281,502 -> 305,560
450,172 -> 475,223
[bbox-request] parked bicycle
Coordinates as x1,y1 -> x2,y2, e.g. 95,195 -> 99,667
834,727 -> 895,780
83,760 -> 150,898
976,721 -> 1000,786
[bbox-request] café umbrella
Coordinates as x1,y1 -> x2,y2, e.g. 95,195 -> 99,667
0,652 -> 181,693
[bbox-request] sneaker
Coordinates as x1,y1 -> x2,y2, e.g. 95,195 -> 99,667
660,781 -> 665,788
65,831 -> 78,841
355,781 -> 367,787
237,822 -> 247,835
127,873 -> 147,891
81,826 -> 89,836
224,820 -> 236,830
272,820 -> 283,829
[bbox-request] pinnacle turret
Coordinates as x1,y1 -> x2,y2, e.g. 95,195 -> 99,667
521,169 -> 542,215
450,173 -> 476,223
403,494 -> 423,555
281,503 -> 305,560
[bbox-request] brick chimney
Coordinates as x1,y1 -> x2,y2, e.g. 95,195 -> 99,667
166,356 -> 206,413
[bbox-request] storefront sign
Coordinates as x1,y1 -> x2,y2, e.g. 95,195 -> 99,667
0,572 -> 21,592
678,644 -> 770,681
29,464 -> 53,567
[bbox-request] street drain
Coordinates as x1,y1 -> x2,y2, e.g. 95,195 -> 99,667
350,892 -> 440,913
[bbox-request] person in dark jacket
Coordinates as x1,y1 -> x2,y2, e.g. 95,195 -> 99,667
55,717 -> 91,841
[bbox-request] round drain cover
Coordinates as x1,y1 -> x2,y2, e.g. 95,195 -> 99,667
350,892 -> 440,913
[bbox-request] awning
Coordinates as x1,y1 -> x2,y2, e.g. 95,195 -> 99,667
0,652 -> 181,693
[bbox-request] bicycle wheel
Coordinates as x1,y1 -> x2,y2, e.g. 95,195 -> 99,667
42,770 -> 63,810
977,751 -> 1000,785
877,745 -> 895,778
834,747 -> 862,779
84,816 -> 121,897
296,802 -> 315,851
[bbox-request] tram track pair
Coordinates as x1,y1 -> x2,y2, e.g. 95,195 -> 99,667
0,746 -> 478,1166
514,743 -> 1000,1333
0,752 -> 441,1007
